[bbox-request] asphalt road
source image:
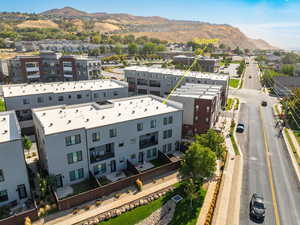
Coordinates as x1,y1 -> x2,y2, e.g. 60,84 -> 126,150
232,58 -> 300,225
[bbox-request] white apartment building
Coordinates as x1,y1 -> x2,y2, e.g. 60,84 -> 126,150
32,95 -> 183,187
1,79 -> 128,134
169,83 -> 222,135
0,111 -> 31,207
124,66 -> 229,105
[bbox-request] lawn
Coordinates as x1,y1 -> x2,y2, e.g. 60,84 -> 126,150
99,183 -> 206,225
0,99 -> 6,112
230,125 -> 240,155
293,131 -> 300,146
229,79 -> 240,88
234,98 -> 240,110
284,129 -> 300,166
226,98 -> 234,111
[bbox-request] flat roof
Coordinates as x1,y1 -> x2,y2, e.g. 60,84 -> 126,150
2,80 -> 128,98
33,95 -> 183,135
124,66 -> 228,81
0,111 -> 21,143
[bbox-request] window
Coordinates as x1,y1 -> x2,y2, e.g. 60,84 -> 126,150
0,170 -> 4,182
163,129 -> 172,139
65,134 -> 81,146
164,116 -> 173,125
147,149 -> 152,159
69,168 -> 84,182
167,143 -> 172,152
205,117 -> 209,124
23,99 -> 29,105
195,116 -> 198,121
113,91 -> 118,96
37,97 -> 44,103
92,132 -> 100,142
94,163 -> 106,175
94,93 -> 99,99
67,151 -> 83,164
137,123 -> 143,132
119,157 -> 125,163
68,95 -> 72,99
58,96 -> 64,101
0,190 -> 8,202
119,142 -> 124,147
49,96 -> 52,101
103,92 -> 106,97
152,148 -> 157,157
139,132 -> 159,149
150,120 -> 156,128
77,94 -> 82,99
109,128 -> 117,138
163,144 -> 167,153
17,184 -> 27,199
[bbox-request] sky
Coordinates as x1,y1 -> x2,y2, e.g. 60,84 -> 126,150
1,0 -> 300,49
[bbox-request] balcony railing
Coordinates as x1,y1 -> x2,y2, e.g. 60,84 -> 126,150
90,152 -> 115,164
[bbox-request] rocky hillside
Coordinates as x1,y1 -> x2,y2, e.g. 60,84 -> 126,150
0,7 -> 276,49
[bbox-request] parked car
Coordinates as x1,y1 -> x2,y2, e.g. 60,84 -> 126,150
236,123 -> 245,133
250,193 -> 266,221
261,101 -> 267,107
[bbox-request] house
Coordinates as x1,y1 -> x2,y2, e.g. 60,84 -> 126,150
0,111 -> 31,207
1,79 -> 128,135
169,83 -> 222,135
32,95 -> 183,188
124,66 -> 229,106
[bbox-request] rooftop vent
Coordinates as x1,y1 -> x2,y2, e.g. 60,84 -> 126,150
85,118 -> 89,122
67,120 -> 71,124
132,111 -> 135,114
49,123 -> 53,127
144,108 -> 147,112
59,110 -> 62,113
3,130 -> 8,134
156,106 -> 159,110
76,109 -> 79,113
42,113 -> 46,116
2,117 -> 6,121
102,116 -> 105,119
118,113 -> 121,116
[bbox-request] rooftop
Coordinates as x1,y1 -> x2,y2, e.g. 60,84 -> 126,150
0,111 -> 21,143
33,95 -> 183,135
2,80 -> 128,98
124,66 -> 228,81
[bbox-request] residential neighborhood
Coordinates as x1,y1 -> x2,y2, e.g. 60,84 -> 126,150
1,1 -> 300,225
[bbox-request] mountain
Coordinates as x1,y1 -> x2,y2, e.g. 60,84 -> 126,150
2,7 -> 277,50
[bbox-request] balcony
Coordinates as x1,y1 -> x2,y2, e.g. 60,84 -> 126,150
90,152 -> 115,164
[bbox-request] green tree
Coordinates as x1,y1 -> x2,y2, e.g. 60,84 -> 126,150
281,64 -> 295,76
23,136 -> 32,150
219,43 -> 226,49
180,142 -> 216,184
282,52 -> 299,64
185,179 -> 197,209
156,44 -> 166,52
128,43 -> 138,55
113,43 -> 123,54
196,129 -> 226,160
142,42 -> 156,54
91,35 -> 101,44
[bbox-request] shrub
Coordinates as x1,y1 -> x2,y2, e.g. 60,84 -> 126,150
95,200 -> 102,207
135,179 -> 143,191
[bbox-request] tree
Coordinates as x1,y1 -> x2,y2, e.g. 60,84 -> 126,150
128,43 -> 138,55
196,129 -> 226,160
281,64 -> 295,76
23,136 -> 32,151
282,53 -> 299,64
180,142 -> 216,184
156,44 -> 166,52
185,179 -> 197,209
142,42 -> 156,54
113,43 -> 123,54
91,35 -> 101,44
219,43 -> 226,49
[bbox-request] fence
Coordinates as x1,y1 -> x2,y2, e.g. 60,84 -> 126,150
0,207 -> 38,225
55,160 -> 181,211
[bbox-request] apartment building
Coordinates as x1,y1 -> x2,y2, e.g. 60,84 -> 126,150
173,55 -> 220,73
124,66 -> 229,105
0,111 -> 31,207
169,83 -> 222,136
32,95 -> 183,187
8,51 -> 102,83
2,79 -> 128,134
0,59 -> 9,83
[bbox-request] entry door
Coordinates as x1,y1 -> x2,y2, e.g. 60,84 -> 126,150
110,160 -> 116,172
55,175 -> 63,188
17,184 -> 27,199
138,152 -> 144,163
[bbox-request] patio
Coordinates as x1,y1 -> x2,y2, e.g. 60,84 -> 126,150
105,171 -> 127,183
135,161 -> 155,172
168,151 -> 184,162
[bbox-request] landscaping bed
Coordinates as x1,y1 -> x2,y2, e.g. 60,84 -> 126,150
0,99 -> 5,112
226,98 -> 234,111
69,179 -> 99,197
229,79 -> 240,88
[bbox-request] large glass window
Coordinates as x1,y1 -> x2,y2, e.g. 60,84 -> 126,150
163,129 -> 172,139
0,190 -> 8,202
69,168 -> 84,182
67,151 -> 83,164
137,123 -> 143,132
109,128 -> 117,138
139,131 -> 158,149
17,184 -> 27,199
65,134 -> 81,146
150,120 -> 156,128
92,132 -> 101,142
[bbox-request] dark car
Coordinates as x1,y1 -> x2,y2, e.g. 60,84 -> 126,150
236,123 -> 245,133
261,101 -> 267,107
250,194 -> 266,221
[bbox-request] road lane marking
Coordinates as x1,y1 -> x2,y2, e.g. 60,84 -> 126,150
259,106 -> 281,225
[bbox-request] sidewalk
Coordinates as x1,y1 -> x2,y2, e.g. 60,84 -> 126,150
212,99 -> 243,225
34,172 -> 180,225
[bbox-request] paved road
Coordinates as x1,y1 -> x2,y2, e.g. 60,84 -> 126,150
232,57 -> 300,225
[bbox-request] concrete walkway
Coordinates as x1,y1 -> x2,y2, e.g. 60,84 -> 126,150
33,172 -> 180,225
